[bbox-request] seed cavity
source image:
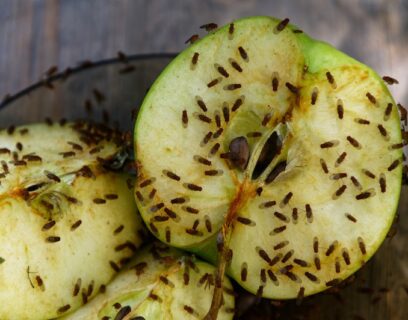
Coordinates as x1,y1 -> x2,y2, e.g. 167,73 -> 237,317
182,110 -> 188,127
201,131 -> 213,146
191,52 -> 199,66
362,169 -> 376,179
280,192 -> 293,207
285,82 -> 299,94
305,271 -> 319,283
294,258 -> 308,267
209,143 -> 221,156
342,249 -> 351,265
313,237 -> 319,253
325,71 -> 337,88
377,124 -> 388,138
382,76 -> 399,85
356,189 -> 375,200
314,256 -> 321,270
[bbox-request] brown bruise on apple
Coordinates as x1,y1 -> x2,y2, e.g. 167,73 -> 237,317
135,16 -> 403,319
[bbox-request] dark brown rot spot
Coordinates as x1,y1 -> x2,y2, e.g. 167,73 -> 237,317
285,82 -> 299,94
275,18 -> 290,32
207,78 -> 221,88
382,76 -> 399,85
311,87 -> 318,105
379,174 -> 386,193
345,213 -> 357,223
337,99 -> 344,119
320,140 -> 339,148
387,159 -> 400,171
320,158 -> 329,173
228,136 -> 249,170
185,34 -> 199,44
366,92 -> 377,105
191,52 -> 199,65
347,136 -> 361,149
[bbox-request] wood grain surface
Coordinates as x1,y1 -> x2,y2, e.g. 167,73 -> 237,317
0,1 -> 407,319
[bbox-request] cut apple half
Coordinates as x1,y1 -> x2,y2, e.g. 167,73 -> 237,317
134,16 -> 403,317
0,122 -> 144,319
61,242 -> 235,320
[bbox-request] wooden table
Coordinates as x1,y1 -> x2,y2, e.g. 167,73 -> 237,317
0,1 -> 407,319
